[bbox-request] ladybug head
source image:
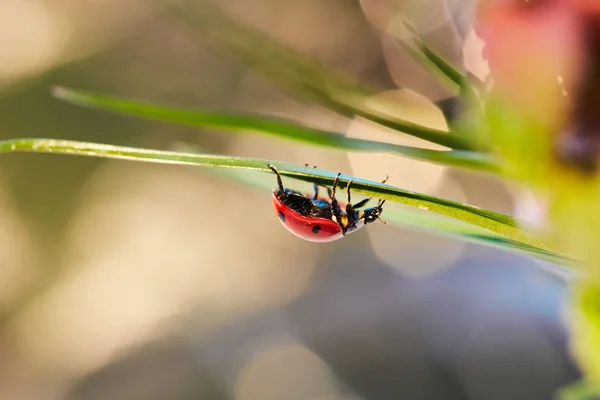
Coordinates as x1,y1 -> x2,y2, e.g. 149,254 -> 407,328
361,200 -> 386,225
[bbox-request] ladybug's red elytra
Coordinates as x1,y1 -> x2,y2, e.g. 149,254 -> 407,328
268,164 -> 387,242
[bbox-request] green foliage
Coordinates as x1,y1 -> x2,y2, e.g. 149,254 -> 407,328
4,2 -> 597,397
167,0 -> 480,151
3,3 -> 572,268
53,87 -> 499,172
397,21 -> 478,99
558,379 -> 600,400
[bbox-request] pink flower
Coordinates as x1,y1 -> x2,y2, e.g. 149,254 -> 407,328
476,0 -> 600,171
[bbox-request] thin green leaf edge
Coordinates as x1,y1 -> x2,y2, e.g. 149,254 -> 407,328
166,0 -> 480,151
0,138 -> 551,253
52,87 -> 500,172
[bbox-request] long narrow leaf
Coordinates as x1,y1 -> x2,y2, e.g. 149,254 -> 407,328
184,154 -> 569,269
53,87 -> 499,172
166,0 -> 480,151
0,138 -> 548,252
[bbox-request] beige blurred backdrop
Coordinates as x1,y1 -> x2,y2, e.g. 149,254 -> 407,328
0,1 -> 570,400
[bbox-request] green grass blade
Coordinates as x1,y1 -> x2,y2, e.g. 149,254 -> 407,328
166,0 -> 479,151
53,87 -> 499,172
0,138 -> 549,252
399,21 -> 478,97
226,172 -> 571,269
176,150 -> 567,268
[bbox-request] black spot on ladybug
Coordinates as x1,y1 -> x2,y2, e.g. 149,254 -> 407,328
278,211 -> 285,223
312,225 -> 321,234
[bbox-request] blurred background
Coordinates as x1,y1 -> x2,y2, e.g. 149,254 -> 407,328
0,0 -> 580,399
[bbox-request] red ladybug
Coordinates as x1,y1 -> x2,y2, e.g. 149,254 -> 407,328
268,164 -> 387,242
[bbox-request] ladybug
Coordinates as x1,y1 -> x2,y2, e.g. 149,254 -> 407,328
268,164 -> 387,242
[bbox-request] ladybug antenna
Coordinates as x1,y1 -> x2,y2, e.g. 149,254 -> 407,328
382,175 -> 389,184
268,164 -> 285,192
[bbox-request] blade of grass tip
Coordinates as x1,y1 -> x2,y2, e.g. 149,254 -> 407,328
397,21 -> 488,148
400,21 -> 479,99
165,0 -> 480,151
52,86 -> 500,172
0,138 -> 547,251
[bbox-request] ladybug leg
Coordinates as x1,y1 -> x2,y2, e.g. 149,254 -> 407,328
331,173 -> 341,198
330,173 -> 346,231
345,181 -> 357,221
326,186 -> 333,199
346,180 -> 353,203
268,164 -> 285,192
352,198 -> 370,209
312,183 -> 319,200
